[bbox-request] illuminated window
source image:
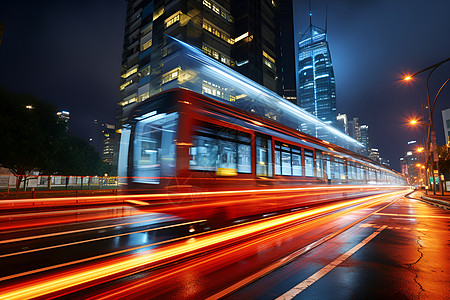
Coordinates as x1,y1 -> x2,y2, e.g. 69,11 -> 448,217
121,67 -> 138,79
202,20 -> 234,44
203,0 -> 232,22
264,59 -> 274,70
141,39 -> 152,51
162,68 -> 180,84
202,44 -> 231,65
220,56 -> 230,65
153,7 -> 164,21
203,0 -> 211,9
165,11 -> 181,28
139,92 -> 150,102
139,65 -> 151,77
119,97 -> 137,107
263,51 -> 275,63
234,32 -> 248,43
120,80 -> 132,90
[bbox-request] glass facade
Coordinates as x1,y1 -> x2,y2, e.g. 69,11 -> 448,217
154,37 -> 364,153
297,25 -> 337,139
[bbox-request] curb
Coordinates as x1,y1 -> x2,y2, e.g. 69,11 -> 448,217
420,195 -> 450,210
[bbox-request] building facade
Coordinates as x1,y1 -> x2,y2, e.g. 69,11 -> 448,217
359,124 -> 370,155
117,0 -> 295,128
442,107 -> 450,145
336,113 -> 348,135
297,23 -> 337,127
101,124 -> 116,165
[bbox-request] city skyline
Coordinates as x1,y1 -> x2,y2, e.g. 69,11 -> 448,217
0,0 -> 449,171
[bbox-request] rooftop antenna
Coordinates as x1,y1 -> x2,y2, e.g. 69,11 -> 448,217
309,0 -> 312,26
325,4 -> 328,33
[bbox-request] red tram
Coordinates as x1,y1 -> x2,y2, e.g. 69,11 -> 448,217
117,88 -> 407,223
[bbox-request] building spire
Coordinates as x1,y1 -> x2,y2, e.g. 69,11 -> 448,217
325,4 -> 328,33
309,0 -> 312,26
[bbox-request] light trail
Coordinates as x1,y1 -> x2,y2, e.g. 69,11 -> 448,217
206,193 -> 402,300
2,185 -> 406,206
0,218 -> 203,259
0,220 -> 206,282
90,193 -> 402,300
0,190 -> 407,300
0,215 -> 175,245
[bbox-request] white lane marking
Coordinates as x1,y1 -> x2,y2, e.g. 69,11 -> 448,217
374,213 -> 450,219
276,225 -> 387,300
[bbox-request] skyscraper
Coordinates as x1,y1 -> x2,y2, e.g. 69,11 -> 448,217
336,113 -> 348,135
102,124 -> 116,165
117,0 -> 294,127
359,124 -> 370,155
348,117 -> 361,141
297,10 -> 336,126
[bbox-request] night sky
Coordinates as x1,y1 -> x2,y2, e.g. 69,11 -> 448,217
1,0 -> 449,171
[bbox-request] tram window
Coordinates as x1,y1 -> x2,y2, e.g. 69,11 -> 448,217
281,150 -> 292,175
292,152 -> 302,176
304,150 -> 314,177
275,146 -> 281,175
337,158 -> 346,180
330,158 -> 339,179
189,135 -> 219,171
356,164 -> 363,180
237,143 -> 251,173
189,123 -> 251,174
274,142 -> 302,176
256,135 -> 272,177
133,112 -> 178,184
324,154 -> 331,180
315,151 -> 323,178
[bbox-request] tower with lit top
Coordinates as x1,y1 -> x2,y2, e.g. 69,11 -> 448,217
297,8 -> 337,133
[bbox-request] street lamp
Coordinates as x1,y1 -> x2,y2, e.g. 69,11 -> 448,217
403,57 -> 450,195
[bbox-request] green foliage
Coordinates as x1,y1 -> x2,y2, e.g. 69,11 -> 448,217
437,144 -> 450,176
0,87 -> 111,179
0,87 -> 66,176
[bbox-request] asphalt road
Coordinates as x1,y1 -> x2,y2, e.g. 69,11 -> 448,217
0,190 -> 448,299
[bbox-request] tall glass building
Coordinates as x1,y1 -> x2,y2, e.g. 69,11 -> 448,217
297,23 -> 337,137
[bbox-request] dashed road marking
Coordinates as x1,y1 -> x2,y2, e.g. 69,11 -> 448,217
374,212 -> 450,219
359,223 -> 428,231
275,225 -> 387,300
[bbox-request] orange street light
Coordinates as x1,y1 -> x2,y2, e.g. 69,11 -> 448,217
408,118 -> 430,127
416,147 -> 424,152
402,57 -> 450,195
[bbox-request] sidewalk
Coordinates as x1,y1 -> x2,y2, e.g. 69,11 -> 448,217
409,190 -> 450,209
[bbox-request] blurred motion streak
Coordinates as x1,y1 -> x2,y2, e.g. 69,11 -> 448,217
0,190 -> 407,299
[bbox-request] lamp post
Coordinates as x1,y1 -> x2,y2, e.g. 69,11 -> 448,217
404,58 -> 450,195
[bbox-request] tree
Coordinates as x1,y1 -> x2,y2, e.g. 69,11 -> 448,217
437,144 -> 450,177
0,87 -> 112,191
0,87 -> 67,190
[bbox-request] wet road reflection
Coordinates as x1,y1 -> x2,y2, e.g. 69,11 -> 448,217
0,190 -> 448,299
